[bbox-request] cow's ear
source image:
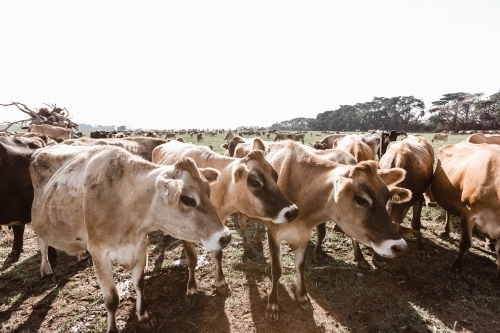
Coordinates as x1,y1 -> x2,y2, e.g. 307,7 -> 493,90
232,164 -> 248,183
333,175 -> 353,202
378,168 -> 406,186
221,143 -> 228,150
252,138 -> 266,152
388,187 -> 412,204
158,177 -> 182,204
199,167 -> 220,184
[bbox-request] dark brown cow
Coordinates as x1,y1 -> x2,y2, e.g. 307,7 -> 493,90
431,142 -> 500,279
197,133 -> 203,142
0,137 -> 58,266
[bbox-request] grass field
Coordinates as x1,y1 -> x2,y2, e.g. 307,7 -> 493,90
1,131 -> 499,333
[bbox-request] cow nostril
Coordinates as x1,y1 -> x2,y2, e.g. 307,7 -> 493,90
219,234 -> 232,248
391,242 -> 407,254
284,207 -> 299,222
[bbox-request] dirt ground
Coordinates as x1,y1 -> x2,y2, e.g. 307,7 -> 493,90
1,208 -> 499,333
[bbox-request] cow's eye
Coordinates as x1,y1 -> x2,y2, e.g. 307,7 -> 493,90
181,196 -> 196,207
250,180 -> 262,189
354,196 -> 369,207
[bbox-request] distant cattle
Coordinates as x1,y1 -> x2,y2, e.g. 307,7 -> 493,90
197,133 -> 203,142
431,133 -> 448,143
30,144 -> 231,332
466,133 -> 500,145
431,142 -> 500,279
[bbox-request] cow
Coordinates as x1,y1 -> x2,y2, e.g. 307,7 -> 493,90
274,133 -> 287,141
431,133 -> 448,143
466,133 -> 500,145
62,137 -> 167,161
165,131 -> 176,139
317,133 -> 347,149
90,131 -> 108,138
152,139 -> 298,303
197,133 -> 203,142
29,124 -> 73,142
348,135 -> 435,269
30,144 -> 231,333
431,142 -> 500,279
333,136 -> 375,162
0,137 -> 56,266
233,140 -> 411,321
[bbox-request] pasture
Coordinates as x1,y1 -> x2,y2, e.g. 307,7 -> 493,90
1,131 -> 499,333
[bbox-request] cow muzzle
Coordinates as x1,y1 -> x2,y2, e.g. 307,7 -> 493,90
273,204 -> 299,224
371,238 -> 407,258
201,227 -> 232,251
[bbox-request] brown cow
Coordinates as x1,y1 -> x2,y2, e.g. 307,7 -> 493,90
431,133 -> 448,143
152,139 -> 298,302
466,133 -> 500,145
235,140 -> 410,321
333,136 -> 375,162
431,142 -> 500,279
31,144 -> 230,332
29,124 -> 73,142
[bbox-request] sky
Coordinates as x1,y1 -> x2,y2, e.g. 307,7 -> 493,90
1,1 -> 499,130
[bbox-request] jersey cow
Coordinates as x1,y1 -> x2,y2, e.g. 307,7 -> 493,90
152,140 -> 298,304
234,140 -> 410,322
466,133 -> 500,145
431,142 -> 500,279
431,133 -> 448,143
30,144 -> 230,333
29,124 -> 73,142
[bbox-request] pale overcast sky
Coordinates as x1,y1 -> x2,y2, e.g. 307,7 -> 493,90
1,1 -> 499,130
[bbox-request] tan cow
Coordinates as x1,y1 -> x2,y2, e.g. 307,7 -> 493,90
431,142 -> 500,279
235,140 -> 410,321
317,133 -> 347,149
30,144 -> 230,333
333,136 -> 375,162
62,137 -> 167,161
431,133 -> 448,143
29,124 -> 73,143
466,133 -> 500,145
152,139 -> 298,303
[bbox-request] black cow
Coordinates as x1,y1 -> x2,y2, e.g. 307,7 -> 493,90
0,137 -> 57,266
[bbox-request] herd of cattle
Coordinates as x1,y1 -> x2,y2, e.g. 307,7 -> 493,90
1,124 -> 500,333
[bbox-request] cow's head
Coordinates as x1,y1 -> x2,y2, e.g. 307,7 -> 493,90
155,157 -> 231,251
231,148 -> 298,224
330,160 -> 411,258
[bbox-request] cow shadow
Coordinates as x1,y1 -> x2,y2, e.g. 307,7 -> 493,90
0,250 -> 86,332
119,230 -> 231,332
305,219 -> 499,333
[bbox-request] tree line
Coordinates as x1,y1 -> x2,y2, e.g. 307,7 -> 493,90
270,91 -> 500,132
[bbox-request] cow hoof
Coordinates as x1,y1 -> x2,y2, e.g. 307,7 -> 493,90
216,284 -> 231,297
299,300 -> 312,310
357,260 -> 373,271
79,257 -> 93,268
185,292 -> 204,308
448,269 -> 462,280
426,202 -> 437,207
265,308 -> 279,323
4,251 -> 21,265
42,274 -> 57,284
138,316 -> 157,331
372,257 -> 389,269
440,232 -> 450,239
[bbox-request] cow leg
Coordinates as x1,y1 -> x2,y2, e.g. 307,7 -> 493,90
48,246 -> 58,268
495,239 -> 500,279
423,187 -> 437,207
314,223 -> 328,262
352,239 -> 372,270
442,211 -> 452,236
182,241 -> 202,307
449,214 -> 474,279
266,231 -> 282,323
93,253 -> 119,333
37,237 -> 56,283
132,238 -> 156,330
411,196 -> 425,253
253,221 -> 263,251
237,212 -> 250,254
294,241 -> 311,309
4,225 -> 25,265
213,249 -> 230,296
